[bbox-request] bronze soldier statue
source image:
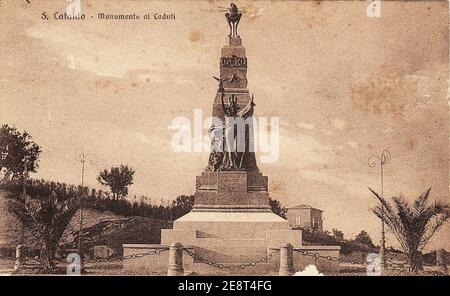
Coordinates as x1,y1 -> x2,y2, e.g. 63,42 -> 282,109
219,94 -> 239,170
207,76 -> 258,172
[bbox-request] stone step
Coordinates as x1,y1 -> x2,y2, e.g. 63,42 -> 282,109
193,237 -> 268,248
173,212 -> 291,235
196,230 -> 268,239
191,240 -> 271,263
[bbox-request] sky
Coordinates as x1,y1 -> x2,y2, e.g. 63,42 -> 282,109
0,0 -> 449,251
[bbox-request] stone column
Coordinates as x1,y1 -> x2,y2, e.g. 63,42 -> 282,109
13,245 -> 24,271
436,249 -> 448,275
279,243 -> 294,276
167,242 -> 184,276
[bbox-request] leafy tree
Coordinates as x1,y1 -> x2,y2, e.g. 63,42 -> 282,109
97,165 -> 135,200
300,228 -> 380,256
369,187 -> 449,272
0,124 -> 41,183
332,228 -> 344,241
171,195 -> 194,220
269,197 -> 286,218
353,230 -> 375,248
7,181 -> 80,272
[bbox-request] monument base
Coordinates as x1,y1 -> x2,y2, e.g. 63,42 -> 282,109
122,172 -> 340,275
122,211 -> 341,275
162,211 -> 300,274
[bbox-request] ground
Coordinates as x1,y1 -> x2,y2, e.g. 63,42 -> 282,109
0,190 -> 447,276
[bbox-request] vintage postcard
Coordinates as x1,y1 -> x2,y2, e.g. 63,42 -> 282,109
0,0 -> 449,280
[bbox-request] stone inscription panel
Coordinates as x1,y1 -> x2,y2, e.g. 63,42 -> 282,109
217,172 -> 247,193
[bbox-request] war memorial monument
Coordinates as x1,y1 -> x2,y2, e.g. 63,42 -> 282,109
123,4 -> 340,275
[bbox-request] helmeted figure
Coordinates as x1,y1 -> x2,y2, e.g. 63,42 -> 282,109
207,78 -> 258,172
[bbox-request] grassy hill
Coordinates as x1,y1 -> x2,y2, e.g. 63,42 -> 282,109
0,189 -> 172,258
0,189 -> 23,250
64,216 -> 172,256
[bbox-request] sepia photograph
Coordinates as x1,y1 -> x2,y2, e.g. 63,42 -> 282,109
0,0 -> 449,284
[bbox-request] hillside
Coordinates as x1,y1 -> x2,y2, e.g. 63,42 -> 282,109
64,216 -> 172,256
0,189 -> 29,250
0,189 -> 172,257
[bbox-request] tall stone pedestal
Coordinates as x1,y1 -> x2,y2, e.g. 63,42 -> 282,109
159,171 -> 302,274
193,171 -> 270,211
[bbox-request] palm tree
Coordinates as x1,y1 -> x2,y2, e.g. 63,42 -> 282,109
369,187 -> 449,272
7,181 -> 80,272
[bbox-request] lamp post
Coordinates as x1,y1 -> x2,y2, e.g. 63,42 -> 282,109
15,156 -> 31,270
74,148 -> 97,270
20,157 -> 29,245
368,149 -> 391,274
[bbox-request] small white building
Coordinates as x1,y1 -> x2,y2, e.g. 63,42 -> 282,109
286,204 -> 323,232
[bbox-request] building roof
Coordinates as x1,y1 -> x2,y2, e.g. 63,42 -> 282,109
286,204 -> 323,212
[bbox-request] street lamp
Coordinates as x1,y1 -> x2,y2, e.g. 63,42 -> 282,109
74,148 -> 97,270
368,149 -> 391,273
20,157 -> 29,244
